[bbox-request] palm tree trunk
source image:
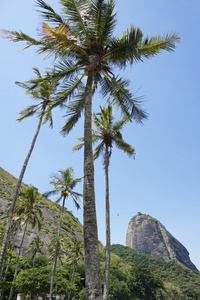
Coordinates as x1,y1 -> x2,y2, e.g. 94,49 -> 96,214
0,116 -> 43,281
0,222 -> 19,300
83,71 -> 102,300
68,259 -> 76,300
103,146 -> 110,300
8,222 -> 28,300
49,196 -> 66,300
32,255 -> 36,270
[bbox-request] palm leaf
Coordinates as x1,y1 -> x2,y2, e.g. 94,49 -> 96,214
100,74 -> 147,122
36,0 -> 64,25
61,0 -> 91,44
93,140 -> 104,160
61,91 -> 86,134
41,23 -> 87,56
114,137 -> 135,157
91,0 -> 116,44
1,30 -> 41,49
107,28 -> 180,67
17,105 -> 39,122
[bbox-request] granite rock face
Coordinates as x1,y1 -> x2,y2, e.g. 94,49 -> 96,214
126,212 -> 198,271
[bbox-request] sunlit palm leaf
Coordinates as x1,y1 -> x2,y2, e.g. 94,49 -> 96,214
61,0 -> 92,43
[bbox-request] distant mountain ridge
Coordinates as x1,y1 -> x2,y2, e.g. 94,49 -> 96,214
126,212 -> 198,271
0,167 -> 83,257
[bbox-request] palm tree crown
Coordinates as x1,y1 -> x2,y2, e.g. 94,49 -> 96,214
16,67 -> 58,127
45,168 -> 82,208
73,102 -> 135,164
3,0 -> 179,128
14,187 -> 43,230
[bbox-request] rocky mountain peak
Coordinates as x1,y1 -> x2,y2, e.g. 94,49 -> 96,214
126,213 -> 198,271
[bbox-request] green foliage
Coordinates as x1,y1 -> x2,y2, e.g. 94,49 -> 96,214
109,279 -> 130,300
111,244 -> 200,299
128,266 -> 164,299
16,266 -> 52,296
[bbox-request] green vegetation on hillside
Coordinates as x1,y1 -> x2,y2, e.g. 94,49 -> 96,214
111,244 -> 200,299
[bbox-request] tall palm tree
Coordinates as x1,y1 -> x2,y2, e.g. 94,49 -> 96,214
44,168 -> 82,300
26,236 -> 44,269
8,187 -> 43,300
2,1 -> 179,297
73,103 -> 135,299
0,68 -> 58,280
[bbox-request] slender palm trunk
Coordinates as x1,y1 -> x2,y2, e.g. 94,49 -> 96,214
49,196 -> 66,300
0,222 -> 19,300
32,255 -> 36,270
0,116 -> 43,281
8,222 -> 28,300
103,146 -> 110,300
84,71 -> 102,300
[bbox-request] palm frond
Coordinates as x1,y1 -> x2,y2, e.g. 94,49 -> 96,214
44,189 -> 60,198
36,0 -> 64,25
112,117 -> 129,131
40,22 -> 87,56
93,140 -> 104,160
114,137 -> 135,158
100,74 -> 147,122
61,0 -> 91,44
91,0 -> 116,44
61,91 -> 86,134
1,30 -> 41,49
137,32 -> 180,59
17,105 -> 39,122
106,26 -> 144,66
51,74 -> 85,111
42,108 -> 53,128
107,28 -> 180,67
72,142 -> 84,152
25,62 -> 78,91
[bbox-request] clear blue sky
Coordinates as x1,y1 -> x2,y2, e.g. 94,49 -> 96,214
1,0 -> 200,270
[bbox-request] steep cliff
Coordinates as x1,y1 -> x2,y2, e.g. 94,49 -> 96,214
126,212 -> 198,271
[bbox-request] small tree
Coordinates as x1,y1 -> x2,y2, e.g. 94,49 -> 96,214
26,236 -> 44,270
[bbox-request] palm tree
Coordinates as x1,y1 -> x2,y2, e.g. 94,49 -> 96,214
2,1 -> 179,297
66,236 -> 84,300
26,236 -> 44,269
48,235 -> 66,266
73,103 -> 135,299
44,168 -> 82,300
8,187 -> 43,300
0,68 -> 58,280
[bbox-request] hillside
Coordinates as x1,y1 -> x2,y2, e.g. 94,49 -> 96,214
111,244 -> 200,299
0,167 -> 83,257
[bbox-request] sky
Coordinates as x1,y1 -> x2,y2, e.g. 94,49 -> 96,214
0,0 -> 200,270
